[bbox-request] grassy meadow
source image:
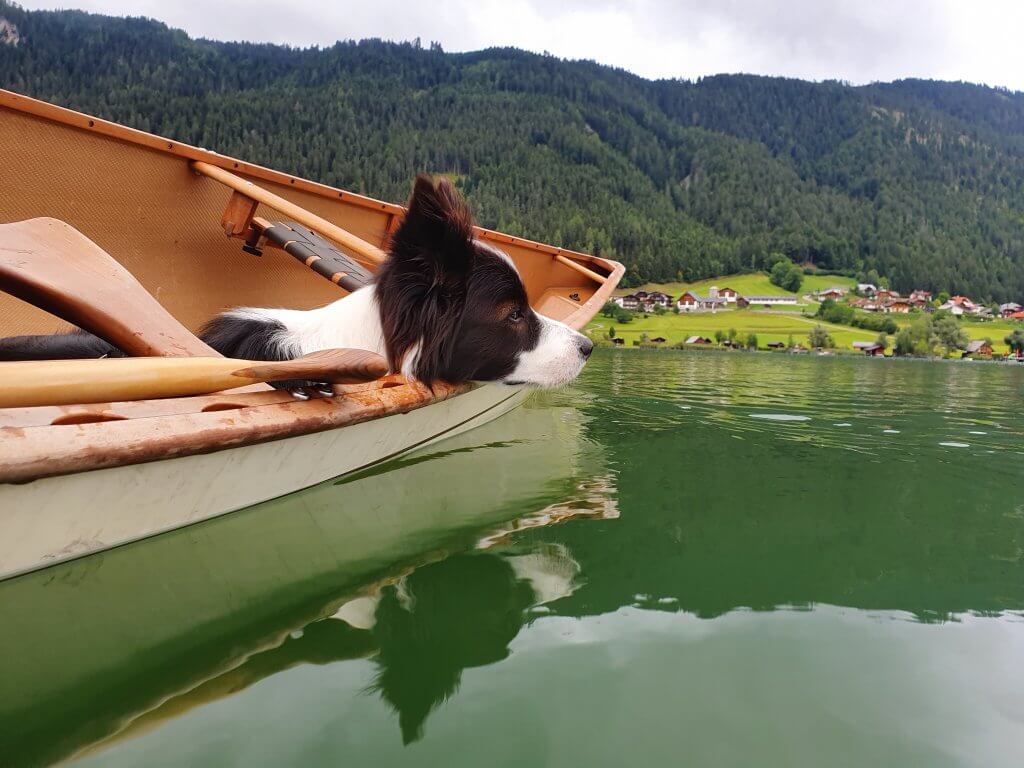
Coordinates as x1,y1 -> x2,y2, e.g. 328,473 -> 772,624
615,272 -> 857,300
594,272 -> 1021,354
587,308 -> 879,349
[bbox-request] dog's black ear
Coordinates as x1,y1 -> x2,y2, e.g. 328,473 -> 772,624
376,175 -> 478,383
390,175 -> 476,274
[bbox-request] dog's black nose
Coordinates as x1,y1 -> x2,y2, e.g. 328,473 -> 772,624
578,337 -> 594,359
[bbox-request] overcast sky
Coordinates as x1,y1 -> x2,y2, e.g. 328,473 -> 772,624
18,0 -> 1024,91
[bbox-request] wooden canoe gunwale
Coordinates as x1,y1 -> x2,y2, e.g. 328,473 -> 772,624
0,380 -> 473,484
0,88 -> 625,485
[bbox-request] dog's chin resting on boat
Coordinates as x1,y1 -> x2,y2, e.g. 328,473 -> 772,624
0,175 -> 594,389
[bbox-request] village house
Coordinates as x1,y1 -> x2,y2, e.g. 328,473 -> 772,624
856,283 -> 878,296
817,287 -> 847,301
646,292 -> 672,308
614,291 -> 672,312
852,341 -> 886,356
676,291 -> 727,312
940,295 -> 982,316
884,298 -> 911,314
708,286 -> 740,303
874,289 -> 900,303
676,292 -> 700,312
766,341 -> 786,349
684,335 -> 713,345
908,290 -> 932,305
744,295 -> 798,307
1000,302 -> 1022,318
963,340 -> 993,357
649,336 -> 667,344
611,337 -> 625,345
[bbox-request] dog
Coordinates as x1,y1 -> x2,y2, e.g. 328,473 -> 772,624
0,176 -> 593,388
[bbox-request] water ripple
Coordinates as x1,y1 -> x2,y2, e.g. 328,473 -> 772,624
547,350 -> 1024,473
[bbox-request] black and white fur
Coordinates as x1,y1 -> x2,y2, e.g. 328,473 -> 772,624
0,176 -> 593,388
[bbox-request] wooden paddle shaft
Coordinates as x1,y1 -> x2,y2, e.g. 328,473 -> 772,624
0,349 -> 388,408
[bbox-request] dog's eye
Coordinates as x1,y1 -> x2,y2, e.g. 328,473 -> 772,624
507,308 -> 524,323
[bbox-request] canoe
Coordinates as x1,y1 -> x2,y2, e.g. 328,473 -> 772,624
0,88 -> 623,580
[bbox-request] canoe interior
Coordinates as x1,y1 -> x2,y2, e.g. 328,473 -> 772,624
0,88 -> 621,338
0,88 -> 622,487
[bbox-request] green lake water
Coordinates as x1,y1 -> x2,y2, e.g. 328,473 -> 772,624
2,350 -> 1024,767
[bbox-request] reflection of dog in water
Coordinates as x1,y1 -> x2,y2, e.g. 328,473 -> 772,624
93,544 -> 579,751
357,544 -> 579,743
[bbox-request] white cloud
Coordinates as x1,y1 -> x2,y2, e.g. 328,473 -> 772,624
16,0 -> 1024,90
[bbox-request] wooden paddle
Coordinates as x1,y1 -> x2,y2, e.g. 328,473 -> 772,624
0,218 -> 218,357
0,349 -> 389,408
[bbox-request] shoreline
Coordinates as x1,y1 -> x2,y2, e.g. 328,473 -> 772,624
593,344 -> 1023,365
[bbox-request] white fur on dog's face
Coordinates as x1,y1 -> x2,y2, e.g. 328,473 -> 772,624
502,314 -> 592,388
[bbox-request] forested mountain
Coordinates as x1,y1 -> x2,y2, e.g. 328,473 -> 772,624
2,2 -> 1024,300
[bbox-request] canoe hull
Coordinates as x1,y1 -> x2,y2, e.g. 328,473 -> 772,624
0,383 -> 529,580
0,88 -> 622,579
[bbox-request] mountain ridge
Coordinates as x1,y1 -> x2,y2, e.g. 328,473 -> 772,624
1,1 -> 1023,300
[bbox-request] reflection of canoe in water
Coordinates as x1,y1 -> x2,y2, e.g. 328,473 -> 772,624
0,401 -> 617,766
0,89 -> 622,579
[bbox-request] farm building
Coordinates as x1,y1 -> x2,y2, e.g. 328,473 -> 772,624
963,340 -> 993,357
817,287 -> 847,301
744,295 -> 798,307
852,341 -> 886,356
708,286 -> 740,303
676,292 -> 726,312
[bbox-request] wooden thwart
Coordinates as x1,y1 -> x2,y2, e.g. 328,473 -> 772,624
193,160 -> 386,268
0,349 -> 388,408
554,253 -> 607,284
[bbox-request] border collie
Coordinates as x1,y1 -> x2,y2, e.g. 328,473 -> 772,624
0,176 -> 594,388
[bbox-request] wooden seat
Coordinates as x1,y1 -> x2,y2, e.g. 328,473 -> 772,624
0,218 -> 217,357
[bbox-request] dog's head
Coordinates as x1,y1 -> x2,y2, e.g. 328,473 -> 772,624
375,175 -> 593,387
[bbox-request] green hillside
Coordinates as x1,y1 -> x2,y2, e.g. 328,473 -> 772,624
2,2 -> 1024,300
617,272 -> 856,301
